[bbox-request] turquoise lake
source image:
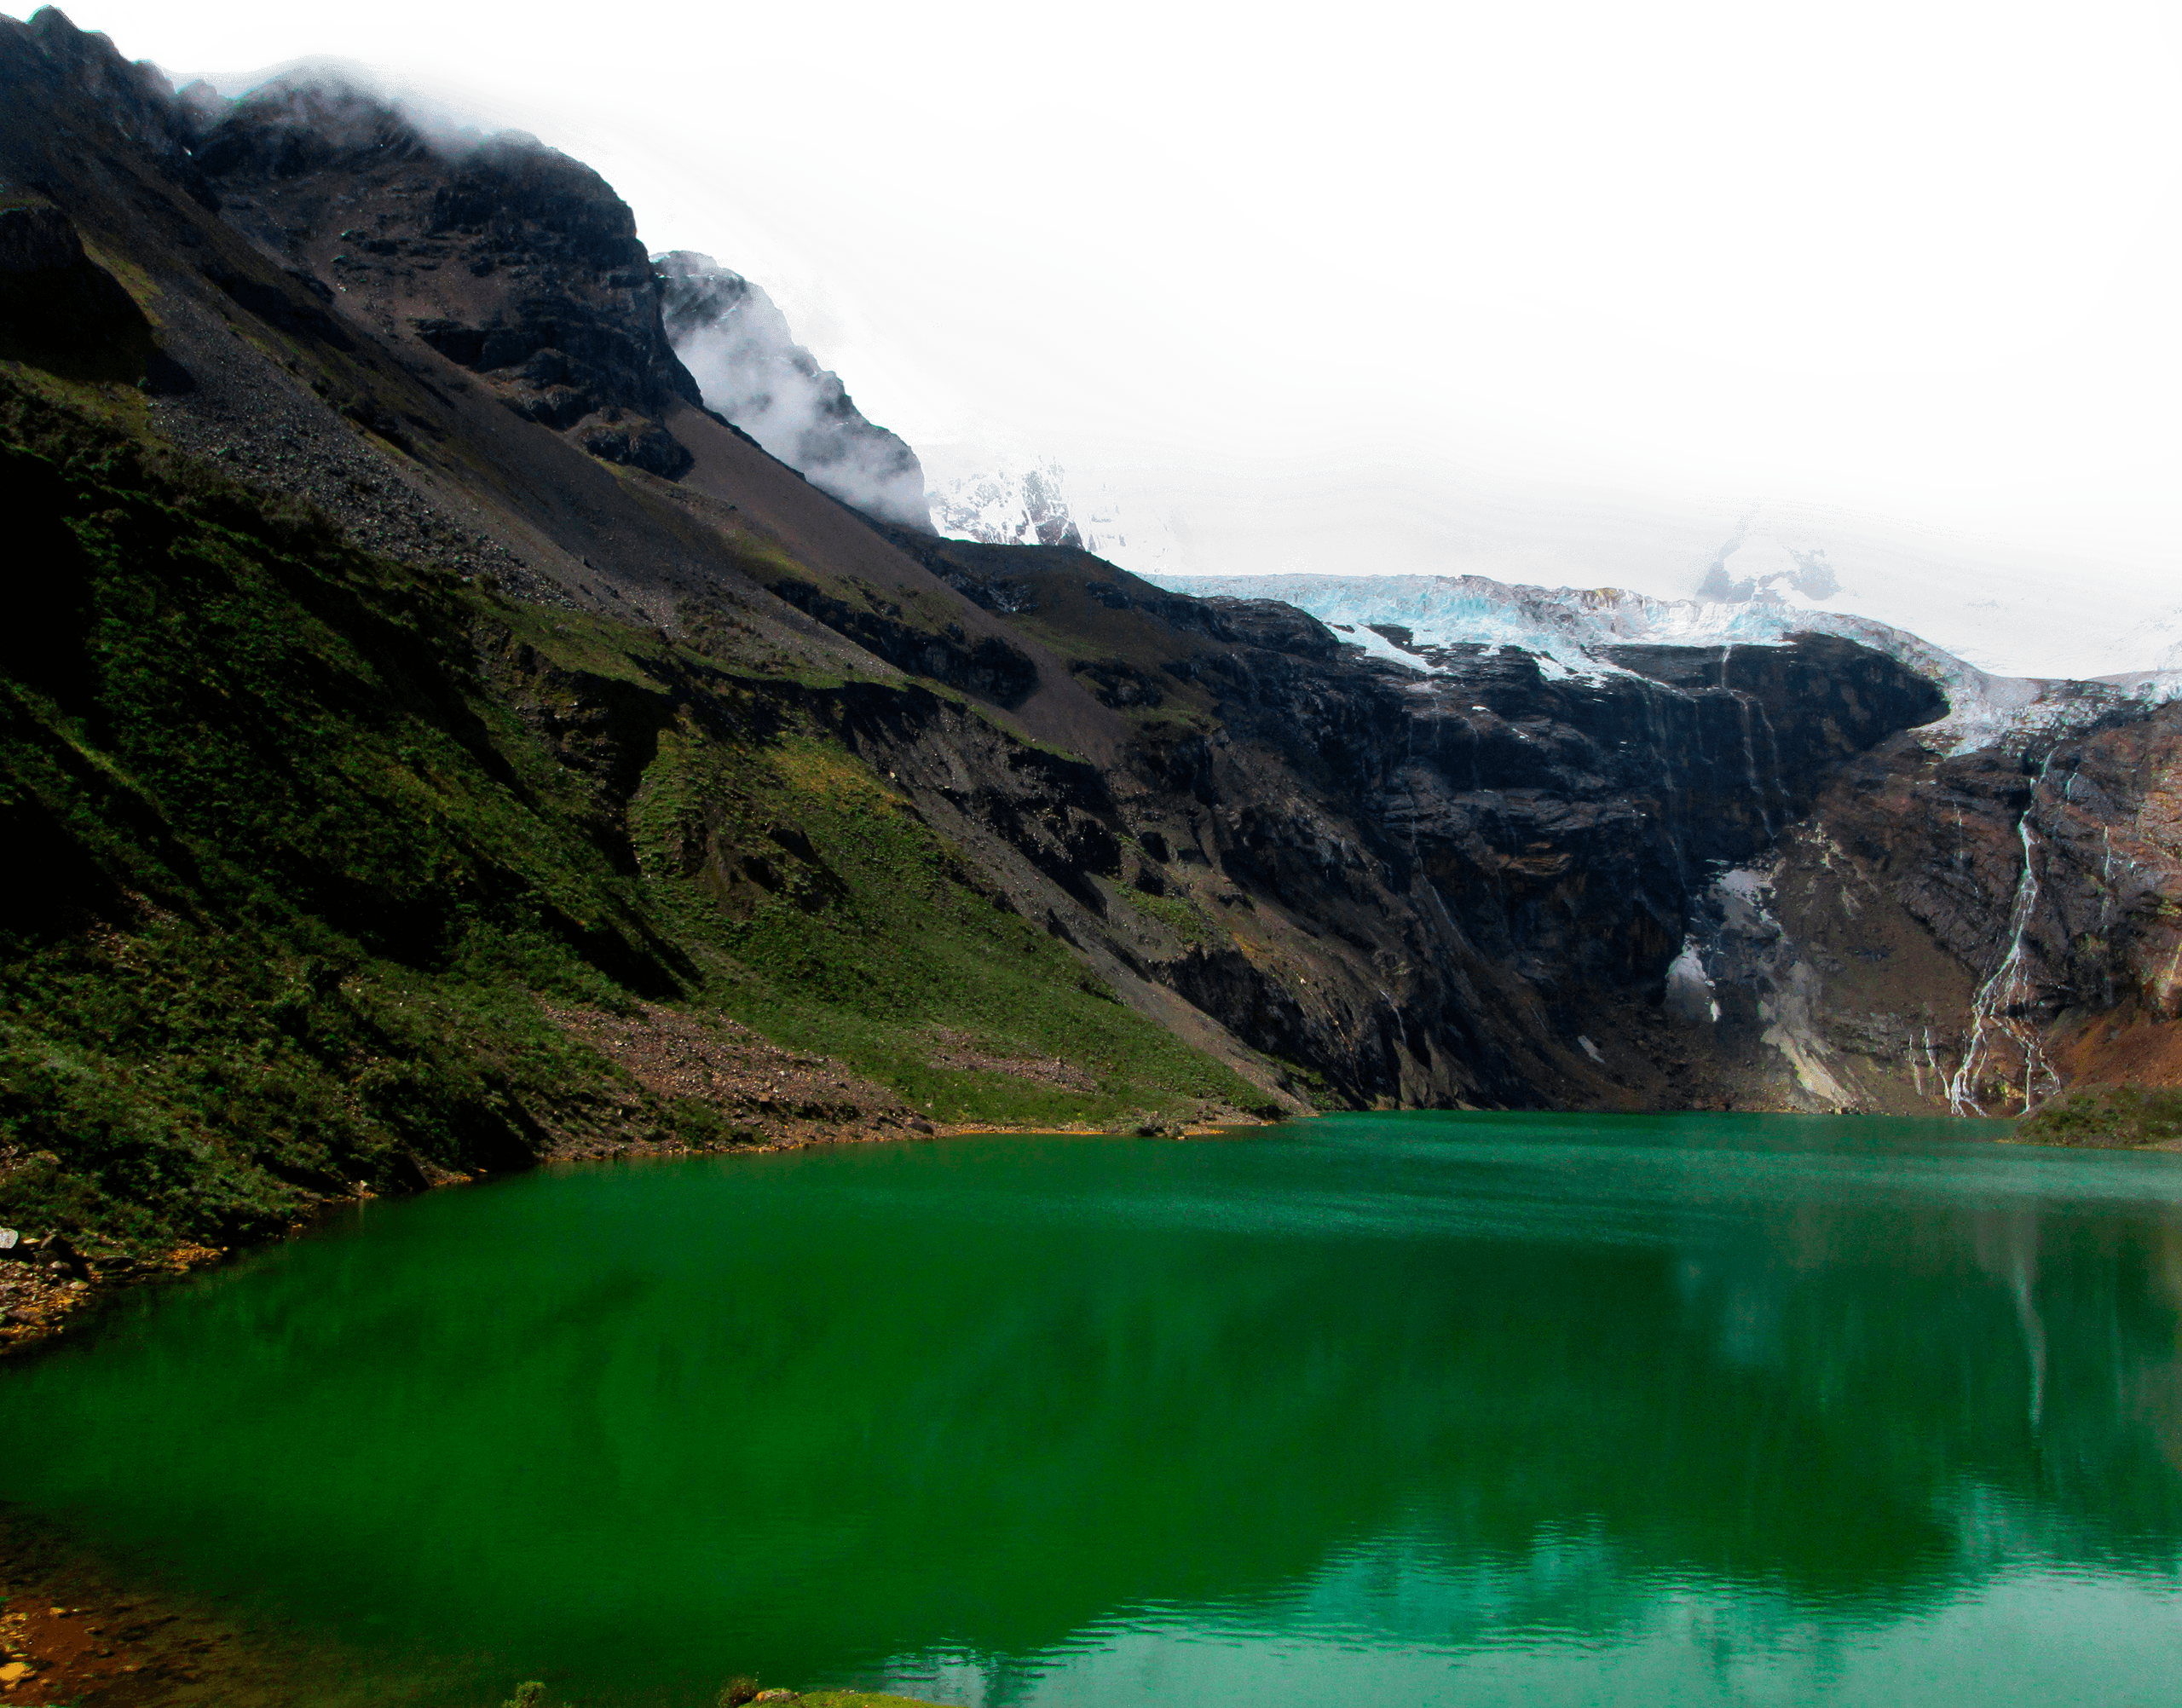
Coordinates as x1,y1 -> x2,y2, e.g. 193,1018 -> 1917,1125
3,1111 -> 2181,1705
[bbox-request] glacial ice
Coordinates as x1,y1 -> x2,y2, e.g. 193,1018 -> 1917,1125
1145,571 -> 2182,758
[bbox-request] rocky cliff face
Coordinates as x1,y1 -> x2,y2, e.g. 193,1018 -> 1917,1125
1671,703 -> 2182,1117
179,73 -> 706,476
3,0 -> 2175,1202
880,532 -> 1950,1108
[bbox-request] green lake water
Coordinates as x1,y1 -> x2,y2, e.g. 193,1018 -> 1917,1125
4,1111 -> 2182,1706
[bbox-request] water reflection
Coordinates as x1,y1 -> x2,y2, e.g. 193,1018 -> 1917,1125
0,1114 -> 2179,1706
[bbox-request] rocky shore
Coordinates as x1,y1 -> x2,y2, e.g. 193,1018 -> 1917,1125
0,1505 -> 946,1706
0,1234 -> 228,1357
0,1508 -> 316,1705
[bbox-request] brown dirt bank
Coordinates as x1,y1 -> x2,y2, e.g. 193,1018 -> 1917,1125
0,1243 -> 227,1359
0,1508 -> 320,1706
0,1507 -> 945,1706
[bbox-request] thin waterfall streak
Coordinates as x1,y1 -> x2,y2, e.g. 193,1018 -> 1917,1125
1947,753 -> 2063,1117
1753,700 -> 1792,811
2100,826 -> 2115,932
1735,693 -> 1770,839
1404,705 -> 1418,863
1642,688 -> 1692,897
1686,690 -> 1706,813
2162,935 -> 2182,1013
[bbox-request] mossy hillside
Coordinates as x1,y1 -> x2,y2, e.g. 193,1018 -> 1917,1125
416,536 -> 1257,1132
1117,882 -> 1220,949
487,593 -> 1260,1126
2017,1087 -> 2182,1149
0,423 -> 696,1252
737,534 -> 961,646
626,718 -> 1258,1128
0,387 -> 1261,1253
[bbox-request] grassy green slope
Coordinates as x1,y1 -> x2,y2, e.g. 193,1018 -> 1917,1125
629,720 -> 1245,1128
0,381 -> 1256,1259
2016,1087 -> 2182,1149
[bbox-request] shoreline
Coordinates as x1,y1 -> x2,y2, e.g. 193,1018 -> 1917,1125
8,1097 -> 2144,1364
0,1506 -> 321,1706
0,1503 -> 945,1707
0,1106 -> 1273,1361
0,1107 -> 1263,1702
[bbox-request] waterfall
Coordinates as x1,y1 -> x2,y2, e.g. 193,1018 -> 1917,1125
1637,686 -> 1694,893
1752,699 -> 1793,817
1734,693 -> 1771,839
1946,753 -> 2065,1117
1920,1024 -> 1946,1097
1711,645 -> 1780,840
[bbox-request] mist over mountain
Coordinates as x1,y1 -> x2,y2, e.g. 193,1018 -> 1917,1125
655,250 -> 929,530
124,14 -> 2182,680
77,0 -> 2182,377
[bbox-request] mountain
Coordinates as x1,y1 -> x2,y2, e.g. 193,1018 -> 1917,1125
0,4 -> 2174,1276
136,14 -> 2182,680
926,452 -> 1188,577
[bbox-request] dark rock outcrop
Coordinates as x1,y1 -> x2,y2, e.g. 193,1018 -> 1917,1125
0,203 -> 155,380
764,577 -> 1040,710
1138,626 -> 1942,1104
183,72 -> 701,458
863,534 -> 1952,1109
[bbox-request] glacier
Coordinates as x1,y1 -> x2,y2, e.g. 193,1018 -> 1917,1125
1145,572 -> 2182,758
17,0 -> 2182,680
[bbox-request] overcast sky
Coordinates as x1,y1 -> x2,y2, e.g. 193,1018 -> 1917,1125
110,0 -> 2182,375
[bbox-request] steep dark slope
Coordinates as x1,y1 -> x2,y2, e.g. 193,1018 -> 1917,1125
181,70 -> 1115,744
0,12 -> 1284,1276
0,377 -> 1275,1267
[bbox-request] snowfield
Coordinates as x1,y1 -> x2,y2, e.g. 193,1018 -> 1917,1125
9,0 -> 2173,680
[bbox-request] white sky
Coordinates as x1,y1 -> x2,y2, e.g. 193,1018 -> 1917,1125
17,0 -> 2182,680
